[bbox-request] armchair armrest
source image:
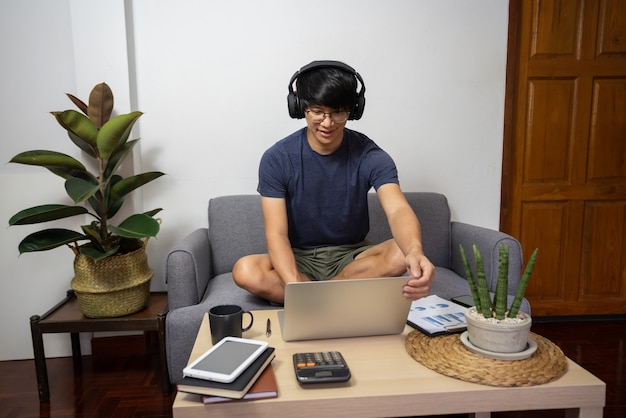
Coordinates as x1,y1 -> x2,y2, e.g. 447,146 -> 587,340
166,228 -> 213,310
450,222 -> 523,296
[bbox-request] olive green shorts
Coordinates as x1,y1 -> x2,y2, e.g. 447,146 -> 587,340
292,241 -> 374,282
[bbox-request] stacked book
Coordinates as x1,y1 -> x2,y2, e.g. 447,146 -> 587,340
176,347 -> 277,404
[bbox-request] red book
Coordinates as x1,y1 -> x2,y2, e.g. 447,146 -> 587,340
201,362 -> 278,403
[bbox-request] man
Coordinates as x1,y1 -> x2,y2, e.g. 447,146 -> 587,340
233,60 -> 434,303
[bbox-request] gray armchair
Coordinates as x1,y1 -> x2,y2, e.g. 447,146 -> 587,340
165,192 -> 530,382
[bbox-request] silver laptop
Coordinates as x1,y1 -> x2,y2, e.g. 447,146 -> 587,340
277,277 -> 413,341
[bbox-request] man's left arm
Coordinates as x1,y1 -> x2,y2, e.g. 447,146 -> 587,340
376,183 -> 435,299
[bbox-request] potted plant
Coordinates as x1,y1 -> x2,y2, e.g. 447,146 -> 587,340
459,243 -> 538,355
8,82 -> 164,318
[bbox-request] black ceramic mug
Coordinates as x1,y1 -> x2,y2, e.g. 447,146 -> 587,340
208,304 -> 254,345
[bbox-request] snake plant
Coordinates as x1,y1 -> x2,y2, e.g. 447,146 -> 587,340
8,83 -> 164,262
460,243 -> 538,319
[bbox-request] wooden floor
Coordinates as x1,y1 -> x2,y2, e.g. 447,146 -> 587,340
0,318 -> 624,418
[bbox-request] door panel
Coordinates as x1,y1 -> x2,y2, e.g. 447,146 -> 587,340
581,201 -> 626,299
588,79 -> 626,182
596,1 -> 626,59
519,201 -> 570,301
523,79 -> 576,185
529,0 -> 580,59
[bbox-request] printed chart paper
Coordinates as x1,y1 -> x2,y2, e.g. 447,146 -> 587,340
407,295 -> 468,336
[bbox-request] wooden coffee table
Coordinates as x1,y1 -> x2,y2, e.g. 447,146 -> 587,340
172,310 -> 605,417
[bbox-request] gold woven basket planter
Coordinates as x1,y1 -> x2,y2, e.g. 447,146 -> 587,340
71,243 -> 153,318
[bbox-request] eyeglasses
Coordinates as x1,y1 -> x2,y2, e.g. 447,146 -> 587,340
305,109 -> 350,124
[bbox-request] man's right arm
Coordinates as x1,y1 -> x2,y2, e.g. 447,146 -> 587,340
261,196 -> 304,284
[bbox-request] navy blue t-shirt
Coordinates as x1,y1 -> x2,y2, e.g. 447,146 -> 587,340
257,128 -> 399,249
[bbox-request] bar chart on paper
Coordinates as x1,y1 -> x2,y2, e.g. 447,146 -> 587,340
406,295 -> 467,336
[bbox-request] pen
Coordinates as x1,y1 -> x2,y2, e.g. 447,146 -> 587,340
266,318 -> 271,337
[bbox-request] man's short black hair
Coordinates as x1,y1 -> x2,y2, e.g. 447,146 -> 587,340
296,67 -> 358,112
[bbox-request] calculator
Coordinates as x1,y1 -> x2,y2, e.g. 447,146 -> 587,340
292,351 -> 351,383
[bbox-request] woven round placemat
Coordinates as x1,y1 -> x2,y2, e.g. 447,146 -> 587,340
405,330 -> 568,387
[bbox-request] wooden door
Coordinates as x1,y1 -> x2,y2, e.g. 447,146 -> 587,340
501,0 -> 626,315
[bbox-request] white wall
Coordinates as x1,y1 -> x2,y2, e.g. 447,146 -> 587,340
0,0 -> 509,361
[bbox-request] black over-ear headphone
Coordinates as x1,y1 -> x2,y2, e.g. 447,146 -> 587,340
287,60 -> 366,120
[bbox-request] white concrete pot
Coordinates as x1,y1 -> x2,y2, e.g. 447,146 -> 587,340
464,306 -> 532,353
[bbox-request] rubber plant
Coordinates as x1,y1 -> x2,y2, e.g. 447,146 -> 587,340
459,243 -> 539,319
8,82 -> 164,262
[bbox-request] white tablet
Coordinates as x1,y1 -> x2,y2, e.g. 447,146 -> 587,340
182,337 -> 269,383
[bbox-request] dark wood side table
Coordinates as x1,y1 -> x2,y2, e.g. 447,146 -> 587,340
30,289 -> 171,401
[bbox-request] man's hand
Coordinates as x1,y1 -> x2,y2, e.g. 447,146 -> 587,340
403,253 -> 435,300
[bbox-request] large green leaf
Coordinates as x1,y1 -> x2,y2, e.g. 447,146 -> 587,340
144,208 -> 163,217
10,150 -> 86,171
109,214 -> 160,238
100,175 -> 123,218
508,248 -> 539,318
109,171 -> 165,202
47,166 -> 97,182
68,131 -> 97,158
9,204 -> 88,225
65,177 -> 100,203
18,229 -> 87,253
79,246 -> 119,262
473,244 -> 493,318
88,82 -> 114,128
106,195 -> 125,219
494,244 -> 509,320
51,110 -> 98,147
81,222 -> 105,247
460,245 -> 481,312
103,139 -> 139,180
97,112 -> 142,160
